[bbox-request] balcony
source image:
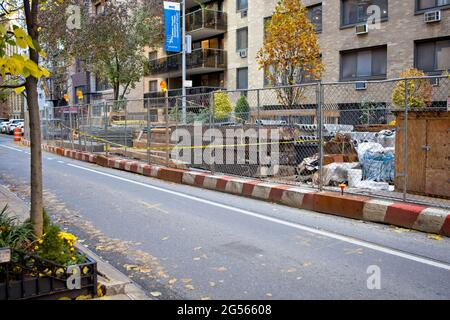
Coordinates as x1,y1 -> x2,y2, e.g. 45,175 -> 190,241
186,9 -> 227,41
147,48 -> 227,77
144,86 -> 223,109
144,86 -> 222,99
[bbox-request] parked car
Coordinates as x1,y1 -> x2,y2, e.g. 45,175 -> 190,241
0,120 -> 9,134
6,119 -> 24,134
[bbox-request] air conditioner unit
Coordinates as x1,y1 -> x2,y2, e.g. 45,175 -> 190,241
355,81 -> 367,90
424,10 -> 441,23
240,10 -> 248,18
239,49 -> 248,58
430,77 -> 440,86
355,23 -> 369,35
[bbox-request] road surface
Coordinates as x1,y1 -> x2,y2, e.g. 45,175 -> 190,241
0,135 -> 449,299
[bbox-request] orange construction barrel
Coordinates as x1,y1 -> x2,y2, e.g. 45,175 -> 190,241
13,127 -> 21,142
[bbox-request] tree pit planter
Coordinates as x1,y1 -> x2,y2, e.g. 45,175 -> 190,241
0,249 -> 97,300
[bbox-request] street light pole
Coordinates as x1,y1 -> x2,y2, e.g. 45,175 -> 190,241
181,0 -> 187,124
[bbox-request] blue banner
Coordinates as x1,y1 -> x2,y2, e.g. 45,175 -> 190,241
164,1 -> 181,53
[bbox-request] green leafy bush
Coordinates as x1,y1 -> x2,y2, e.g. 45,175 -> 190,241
235,95 -> 250,123
34,224 -> 85,266
0,205 -> 33,250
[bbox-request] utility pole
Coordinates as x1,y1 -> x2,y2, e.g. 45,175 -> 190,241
181,0 -> 187,124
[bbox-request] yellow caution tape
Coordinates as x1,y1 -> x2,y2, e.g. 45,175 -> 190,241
60,123 -> 319,152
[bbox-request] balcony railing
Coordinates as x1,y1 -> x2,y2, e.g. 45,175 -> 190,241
147,48 -> 227,76
144,86 -> 222,99
186,8 -> 227,33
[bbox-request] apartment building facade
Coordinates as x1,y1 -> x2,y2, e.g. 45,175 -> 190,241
145,0 -> 450,96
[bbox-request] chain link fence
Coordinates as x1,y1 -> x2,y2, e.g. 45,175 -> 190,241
40,76 -> 450,209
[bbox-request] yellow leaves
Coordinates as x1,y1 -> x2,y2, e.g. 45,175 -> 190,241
427,234 -> 442,241
257,0 -> 323,83
150,291 -> 162,297
392,68 -> 433,108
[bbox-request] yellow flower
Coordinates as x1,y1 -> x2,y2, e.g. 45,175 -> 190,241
58,232 -> 77,246
72,257 -> 76,261
34,246 -> 39,250
38,239 -> 44,244
70,247 -> 75,252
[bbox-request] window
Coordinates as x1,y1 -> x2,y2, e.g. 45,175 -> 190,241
236,27 -> 248,51
341,0 -> 388,26
340,46 -> 387,80
237,68 -> 248,90
263,16 -> 272,39
416,38 -> 450,74
308,4 -> 323,32
95,77 -> 111,92
149,80 -> 158,92
237,0 -> 248,11
417,0 -> 450,11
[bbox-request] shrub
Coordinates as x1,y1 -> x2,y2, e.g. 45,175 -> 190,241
213,91 -> 232,121
392,68 -> 433,109
0,205 -> 33,250
235,95 -> 250,123
34,224 -> 85,266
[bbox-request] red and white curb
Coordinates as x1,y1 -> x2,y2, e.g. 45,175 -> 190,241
22,140 -> 450,237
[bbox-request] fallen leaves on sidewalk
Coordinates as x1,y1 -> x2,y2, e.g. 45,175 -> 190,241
389,225 -> 412,233
427,234 -> 442,241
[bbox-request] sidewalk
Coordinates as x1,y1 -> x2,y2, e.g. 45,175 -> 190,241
0,183 -> 149,300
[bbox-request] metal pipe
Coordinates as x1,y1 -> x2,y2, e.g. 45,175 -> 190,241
182,0 -> 187,124
403,79 -> 409,202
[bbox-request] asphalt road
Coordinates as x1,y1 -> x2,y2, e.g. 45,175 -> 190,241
1,135 -> 449,299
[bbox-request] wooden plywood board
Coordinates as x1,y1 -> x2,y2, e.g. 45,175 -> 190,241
425,168 -> 450,198
395,118 -> 427,193
426,118 -> 450,170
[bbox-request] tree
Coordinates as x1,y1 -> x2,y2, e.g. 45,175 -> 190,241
40,0 -> 163,101
213,91 -> 232,121
256,0 -> 323,109
235,95 -> 250,123
0,0 -> 49,238
392,68 -> 433,109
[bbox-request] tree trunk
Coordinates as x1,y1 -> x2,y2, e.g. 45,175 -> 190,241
24,0 -> 43,238
26,76 -> 43,238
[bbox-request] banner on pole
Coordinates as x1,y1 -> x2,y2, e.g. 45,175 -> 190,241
163,1 -> 181,53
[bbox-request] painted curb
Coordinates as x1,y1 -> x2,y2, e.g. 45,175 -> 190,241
24,140 -> 450,237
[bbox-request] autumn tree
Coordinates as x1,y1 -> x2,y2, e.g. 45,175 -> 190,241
40,0 -> 163,102
257,0 -> 323,108
0,0 -> 49,237
392,68 -> 433,109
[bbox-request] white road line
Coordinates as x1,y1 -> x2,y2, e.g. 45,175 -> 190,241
0,144 -> 24,152
68,163 -> 450,272
57,161 -> 65,164
47,158 -> 54,160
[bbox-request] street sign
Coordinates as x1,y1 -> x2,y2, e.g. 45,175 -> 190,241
0,248 -> 11,264
185,35 -> 192,54
164,1 -> 181,53
184,80 -> 193,88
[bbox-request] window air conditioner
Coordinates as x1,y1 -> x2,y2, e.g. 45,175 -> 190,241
424,10 -> 441,23
239,49 -> 248,58
355,81 -> 367,90
355,23 -> 369,35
